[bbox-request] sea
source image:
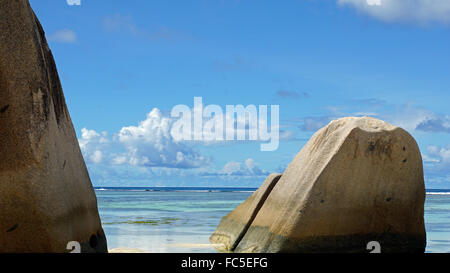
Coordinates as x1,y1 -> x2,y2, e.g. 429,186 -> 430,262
95,187 -> 450,253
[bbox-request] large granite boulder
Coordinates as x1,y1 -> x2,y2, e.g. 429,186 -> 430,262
211,117 -> 426,253
0,0 -> 107,252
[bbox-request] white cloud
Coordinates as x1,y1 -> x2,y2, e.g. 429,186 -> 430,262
424,145 -> 450,174
244,158 -> 268,175
66,0 -> 81,6
77,104 -> 299,185
115,108 -> 210,168
90,150 -> 103,164
111,155 -> 128,165
79,128 -> 109,164
338,0 -> 450,24
80,109 -> 209,168
431,146 -> 450,163
201,158 -> 270,177
47,29 -> 77,43
366,0 -> 381,6
422,154 -> 440,164
79,128 -> 109,145
221,161 -> 242,175
383,104 -> 435,132
78,107 -> 286,169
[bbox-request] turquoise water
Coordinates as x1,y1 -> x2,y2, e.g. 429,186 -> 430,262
95,188 -> 450,253
423,192 -> 450,253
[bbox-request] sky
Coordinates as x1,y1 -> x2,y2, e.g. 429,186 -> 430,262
29,0 -> 450,188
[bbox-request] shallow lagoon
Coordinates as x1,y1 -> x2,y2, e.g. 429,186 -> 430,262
96,188 -> 450,253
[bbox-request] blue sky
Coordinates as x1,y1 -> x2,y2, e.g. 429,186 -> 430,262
29,0 -> 450,188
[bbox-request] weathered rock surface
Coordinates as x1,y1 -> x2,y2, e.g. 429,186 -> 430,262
212,117 -> 426,253
210,173 -> 281,251
0,0 -> 107,252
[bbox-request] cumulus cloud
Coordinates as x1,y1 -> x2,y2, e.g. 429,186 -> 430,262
201,158 -> 270,177
79,105 -> 288,170
47,29 -> 77,43
79,110 -> 210,168
79,128 -> 109,164
338,0 -> 450,24
116,108 -> 210,168
90,150 -> 104,164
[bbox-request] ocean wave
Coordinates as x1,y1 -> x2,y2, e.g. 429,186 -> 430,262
173,190 -> 211,193
95,188 -> 149,192
427,192 -> 450,195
